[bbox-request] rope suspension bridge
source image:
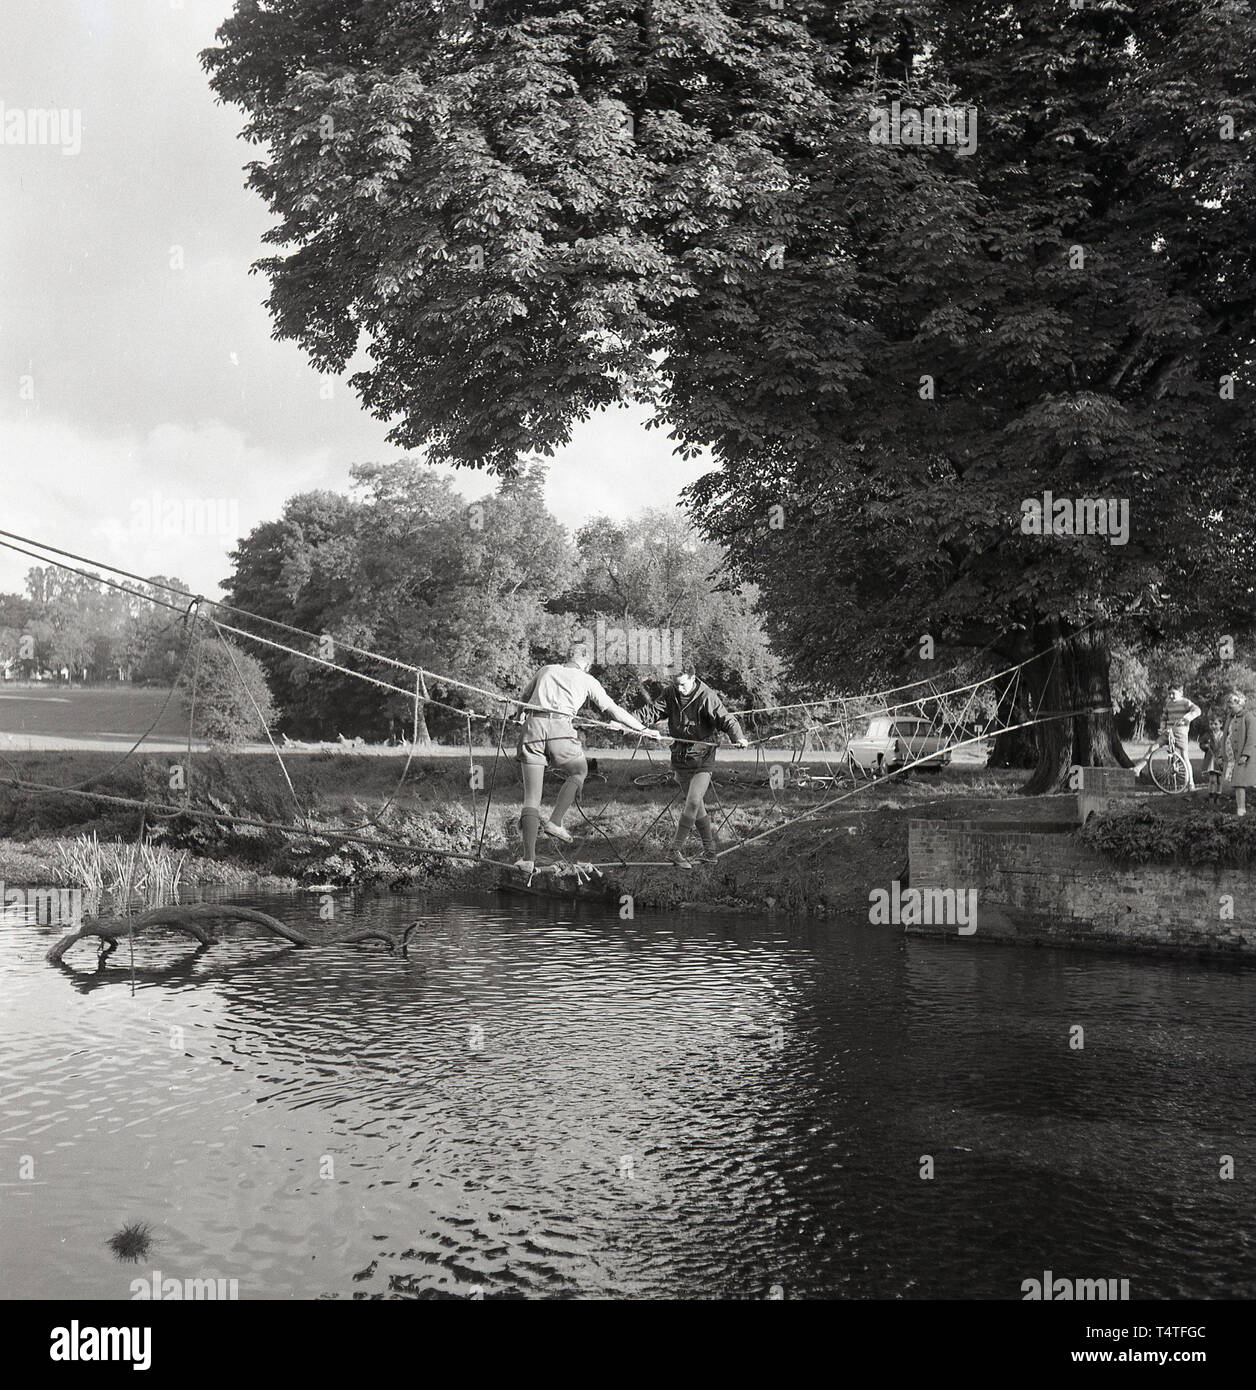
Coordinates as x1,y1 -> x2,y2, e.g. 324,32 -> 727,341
0,526 -> 1085,933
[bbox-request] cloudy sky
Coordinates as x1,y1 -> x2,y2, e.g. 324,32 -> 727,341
0,0 -> 710,600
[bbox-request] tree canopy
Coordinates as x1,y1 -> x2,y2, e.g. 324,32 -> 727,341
572,507 -> 780,705
224,460 -> 775,738
204,1 -> 1256,786
178,636 -> 279,743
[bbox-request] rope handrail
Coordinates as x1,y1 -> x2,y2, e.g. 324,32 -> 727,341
0,526 -> 1112,888
707,710 -> 1089,861
2,527 -> 691,727
0,527 -> 1060,735
2,709 -> 1096,880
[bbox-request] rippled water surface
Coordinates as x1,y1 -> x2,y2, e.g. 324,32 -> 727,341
1,889 -> 1253,1299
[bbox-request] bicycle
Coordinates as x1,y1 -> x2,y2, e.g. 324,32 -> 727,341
632,769 -> 676,789
1133,732 -> 1190,793
786,767 -> 840,789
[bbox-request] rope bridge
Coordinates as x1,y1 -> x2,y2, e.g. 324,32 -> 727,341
0,528 -> 1081,886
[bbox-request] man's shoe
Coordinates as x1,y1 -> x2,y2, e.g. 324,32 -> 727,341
512,859 -> 536,877
670,848 -> 694,870
697,847 -> 720,865
543,821 -> 575,843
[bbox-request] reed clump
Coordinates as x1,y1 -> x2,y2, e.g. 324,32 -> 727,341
51,834 -> 188,902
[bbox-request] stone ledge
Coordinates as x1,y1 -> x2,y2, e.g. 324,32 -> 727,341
905,816 -> 1256,959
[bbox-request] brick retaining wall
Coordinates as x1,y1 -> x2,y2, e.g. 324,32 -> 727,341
905,771 -> 1256,958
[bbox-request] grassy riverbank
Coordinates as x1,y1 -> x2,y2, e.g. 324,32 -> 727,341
0,749 -> 1080,910
618,784 -> 1079,913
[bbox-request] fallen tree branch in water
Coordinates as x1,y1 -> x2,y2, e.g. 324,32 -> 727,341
46,903 -> 406,964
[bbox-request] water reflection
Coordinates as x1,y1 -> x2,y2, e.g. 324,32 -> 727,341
1,888 -> 1253,1300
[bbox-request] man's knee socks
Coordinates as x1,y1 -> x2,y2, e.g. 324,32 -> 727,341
673,810 -> 696,849
519,806 -> 542,860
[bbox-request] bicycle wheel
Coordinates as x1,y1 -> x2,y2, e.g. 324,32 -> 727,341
632,773 -> 672,788
1149,748 -> 1189,793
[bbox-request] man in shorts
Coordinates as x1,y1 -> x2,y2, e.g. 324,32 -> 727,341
513,648 -> 657,874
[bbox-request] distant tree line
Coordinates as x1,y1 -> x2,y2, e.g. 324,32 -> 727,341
224,460 -> 781,743
0,462 -> 781,744
0,572 -> 192,684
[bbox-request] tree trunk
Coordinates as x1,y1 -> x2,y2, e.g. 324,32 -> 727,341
1019,618 -> 1133,795
46,903 -> 405,965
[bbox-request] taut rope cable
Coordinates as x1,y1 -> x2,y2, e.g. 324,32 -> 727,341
1,528 -> 695,731
0,596 -> 201,796
0,706 -> 1096,873
0,776 -> 512,866
623,788 -> 681,862
0,528 -> 1105,742
211,618 -> 306,822
184,599 -> 204,809
0,528 -> 488,696
477,706 -> 510,859
568,731 -> 656,869
335,674 -> 426,833
0,526 -> 1119,877
710,711 -> 1098,861
0,531 -> 611,732
464,713 -> 480,845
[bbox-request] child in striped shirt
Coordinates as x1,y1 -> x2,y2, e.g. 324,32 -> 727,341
1162,687 -> 1201,791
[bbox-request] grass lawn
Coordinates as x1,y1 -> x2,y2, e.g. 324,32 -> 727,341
0,685 -> 185,742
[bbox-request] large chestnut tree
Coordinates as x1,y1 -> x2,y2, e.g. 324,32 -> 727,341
204,0 -> 1256,788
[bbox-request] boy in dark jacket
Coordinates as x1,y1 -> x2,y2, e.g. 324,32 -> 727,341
1200,712 -> 1230,804
634,662 -> 748,868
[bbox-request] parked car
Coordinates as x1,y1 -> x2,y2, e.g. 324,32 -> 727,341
848,716 -> 953,773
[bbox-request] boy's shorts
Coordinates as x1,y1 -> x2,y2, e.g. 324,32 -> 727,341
516,716 -> 585,769
672,749 -> 716,773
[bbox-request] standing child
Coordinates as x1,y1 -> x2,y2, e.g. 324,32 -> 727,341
1200,712 -> 1230,804
1162,686 -> 1202,791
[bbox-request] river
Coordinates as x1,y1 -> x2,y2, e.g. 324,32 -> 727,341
1,889 -> 1253,1300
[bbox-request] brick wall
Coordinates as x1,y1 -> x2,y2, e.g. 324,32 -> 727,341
906,770 -> 1256,957
1077,766 -> 1140,824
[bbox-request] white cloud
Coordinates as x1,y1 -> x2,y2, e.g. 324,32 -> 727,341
0,408 -> 717,601
0,2 -> 721,606
0,415 -> 339,597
